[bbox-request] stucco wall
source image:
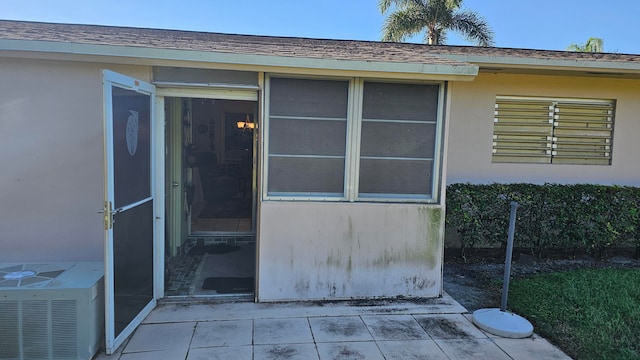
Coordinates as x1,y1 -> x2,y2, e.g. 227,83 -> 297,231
257,201 -> 444,301
0,58 -> 150,262
447,73 -> 640,186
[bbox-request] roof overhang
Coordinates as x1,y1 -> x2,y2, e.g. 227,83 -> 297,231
437,53 -> 640,79
0,39 -> 479,81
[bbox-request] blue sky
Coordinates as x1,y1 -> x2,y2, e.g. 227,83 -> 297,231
3,0 -> 638,54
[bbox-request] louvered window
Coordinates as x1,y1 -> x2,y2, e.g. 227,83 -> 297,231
492,96 -> 614,165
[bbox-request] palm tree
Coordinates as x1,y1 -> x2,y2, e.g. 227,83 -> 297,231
379,0 -> 494,46
566,37 -> 604,52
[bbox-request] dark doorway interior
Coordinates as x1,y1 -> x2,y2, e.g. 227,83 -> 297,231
188,99 -> 255,233
165,97 -> 256,298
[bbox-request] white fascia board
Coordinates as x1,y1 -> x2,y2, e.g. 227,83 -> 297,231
438,53 -> 640,74
0,39 -> 478,80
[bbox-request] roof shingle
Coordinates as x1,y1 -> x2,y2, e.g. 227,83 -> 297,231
1,20 -> 639,69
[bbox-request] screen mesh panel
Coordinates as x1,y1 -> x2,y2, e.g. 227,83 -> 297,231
361,122 -> 436,158
359,159 -> 433,195
269,118 -> 346,156
268,157 -> 345,194
270,78 -> 348,118
362,82 -> 438,121
268,78 -> 349,195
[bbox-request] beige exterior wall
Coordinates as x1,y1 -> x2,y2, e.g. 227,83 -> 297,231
257,202 -> 444,301
447,73 -> 640,186
0,57 -> 150,262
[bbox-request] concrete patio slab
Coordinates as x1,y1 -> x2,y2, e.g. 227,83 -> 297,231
190,319 -> 253,348
122,322 -> 195,353
253,317 -> 314,345
435,338 -> 512,360
415,313 -> 489,339
316,342 -> 385,360
119,349 -> 189,360
377,339 -> 450,360
494,335 -> 572,360
144,293 -> 466,323
254,343 -> 319,360
308,316 -> 373,342
361,314 -> 429,340
93,294 -> 572,360
187,345 -> 253,360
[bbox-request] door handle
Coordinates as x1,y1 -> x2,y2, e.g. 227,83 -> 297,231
98,201 -> 113,230
98,201 -> 122,230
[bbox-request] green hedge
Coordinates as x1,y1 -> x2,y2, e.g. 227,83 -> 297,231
445,183 -> 640,260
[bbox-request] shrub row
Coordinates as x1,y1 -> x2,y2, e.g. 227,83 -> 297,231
445,183 -> 640,260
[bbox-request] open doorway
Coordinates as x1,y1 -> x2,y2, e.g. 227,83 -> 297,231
164,97 -> 257,298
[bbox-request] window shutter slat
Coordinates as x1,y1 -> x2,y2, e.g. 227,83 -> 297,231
492,96 -> 614,165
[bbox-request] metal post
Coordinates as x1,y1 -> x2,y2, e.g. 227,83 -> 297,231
501,201 -> 519,312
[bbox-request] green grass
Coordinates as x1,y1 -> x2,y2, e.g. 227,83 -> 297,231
508,268 -> 640,360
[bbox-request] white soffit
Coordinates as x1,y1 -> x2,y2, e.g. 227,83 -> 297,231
0,39 -> 479,81
437,53 -> 640,76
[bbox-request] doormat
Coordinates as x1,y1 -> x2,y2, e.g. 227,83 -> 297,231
202,277 -> 254,293
187,244 -> 241,255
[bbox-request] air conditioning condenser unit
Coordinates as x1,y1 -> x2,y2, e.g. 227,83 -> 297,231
0,262 -> 104,360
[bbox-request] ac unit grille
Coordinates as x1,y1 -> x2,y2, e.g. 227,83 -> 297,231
52,300 -> 77,359
23,300 -> 50,359
0,301 -> 19,358
0,262 -> 104,360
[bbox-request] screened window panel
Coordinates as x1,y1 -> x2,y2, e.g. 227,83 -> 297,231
268,157 -> 345,194
492,97 -> 614,165
266,78 -> 442,201
267,77 -> 349,195
359,82 -> 439,198
269,118 -> 346,156
269,78 -> 349,118
362,82 -> 439,121
359,159 -> 432,196
360,122 -> 436,158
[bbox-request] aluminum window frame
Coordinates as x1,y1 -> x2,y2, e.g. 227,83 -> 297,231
263,74 -> 445,203
355,79 -> 443,202
263,75 -> 354,201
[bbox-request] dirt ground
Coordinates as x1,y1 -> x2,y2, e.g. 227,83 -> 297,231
442,251 -> 640,312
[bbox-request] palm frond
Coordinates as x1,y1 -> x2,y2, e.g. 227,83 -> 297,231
567,37 -> 604,52
378,0 -> 395,13
585,37 -> 604,52
566,44 -> 584,52
379,0 -> 418,13
449,11 -> 494,46
444,0 -> 463,9
379,0 -> 494,46
381,8 -> 427,42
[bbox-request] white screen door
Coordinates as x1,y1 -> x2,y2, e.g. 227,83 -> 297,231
103,70 -> 157,354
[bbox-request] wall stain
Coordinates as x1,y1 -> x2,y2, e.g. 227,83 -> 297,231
295,279 -> 309,296
328,283 -> 337,297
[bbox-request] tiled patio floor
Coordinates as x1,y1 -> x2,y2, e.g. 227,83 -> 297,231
95,294 -> 571,359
